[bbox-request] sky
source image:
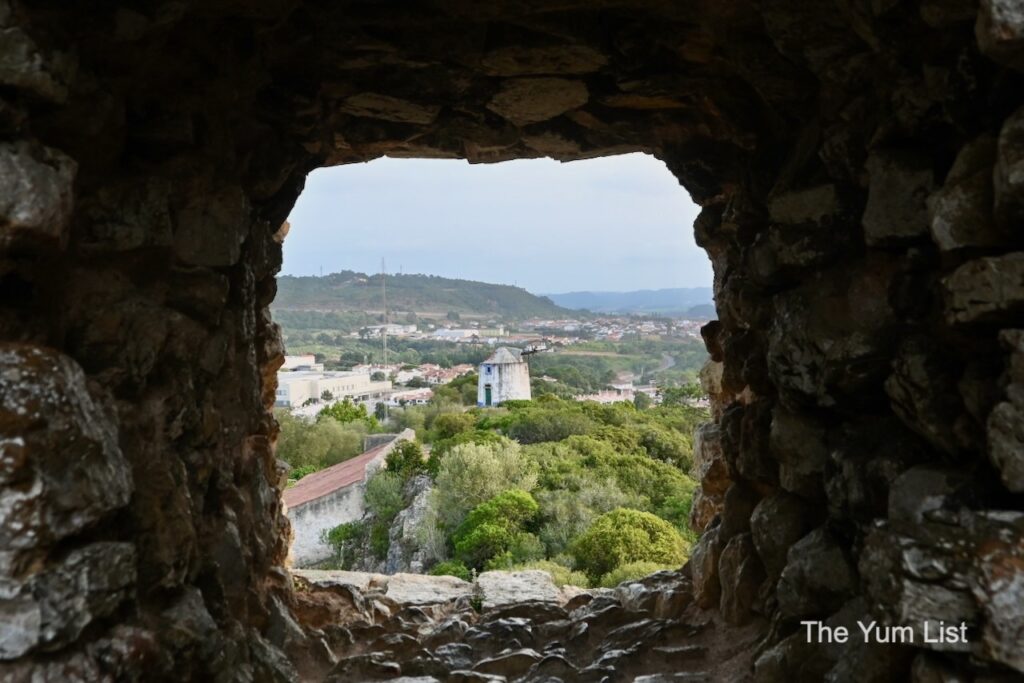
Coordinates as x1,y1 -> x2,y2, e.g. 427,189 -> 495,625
282,152 -> 711,294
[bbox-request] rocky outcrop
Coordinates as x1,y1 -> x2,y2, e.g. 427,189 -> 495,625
385,474 -> 433,574
2,0 -> 1024,680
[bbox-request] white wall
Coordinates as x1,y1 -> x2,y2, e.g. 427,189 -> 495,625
289,484 -> 367,567
286,428 -> 415,567
477,361 -> 531,406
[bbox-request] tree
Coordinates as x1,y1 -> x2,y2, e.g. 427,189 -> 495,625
633,392 -> 652,410
274,409 -> 369,471
432,412 -> 476,440
321,389 -> 334,401
659,382 -> 705,406
385,440 -> 427,481
374,402 -> 388,421
430,441 -> 538,529
452,489 -> 540,569
406,376 -> 428,388
571,508 -> 687,582
371,371 -> 386,381
446,311 -> 461,321
318,398 -> 379,430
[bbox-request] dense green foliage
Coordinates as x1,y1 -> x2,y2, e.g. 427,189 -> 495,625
318,398 -> 380,430
431,441 -> 538,530
384,440 -> 428,480
597,561 -> 679,587
452,489 -> 541,569
274,271 -> 571,319
571,509 -> 687,582
276,409 -> 370,477
429,560 -> 471,581
385,397 -> 707,586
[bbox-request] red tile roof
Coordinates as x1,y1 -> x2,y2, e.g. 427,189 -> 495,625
283,442 -> 390,509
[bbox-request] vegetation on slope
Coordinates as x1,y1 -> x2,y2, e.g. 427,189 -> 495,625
315,396 -> 707,587
274,271 -> 572,319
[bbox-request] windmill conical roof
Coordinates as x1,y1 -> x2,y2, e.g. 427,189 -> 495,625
483,347 -> 524,364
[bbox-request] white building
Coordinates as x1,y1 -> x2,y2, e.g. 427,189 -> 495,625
284,430 -> 415,567
275,370 -> 392,408
477,347 -> 531,407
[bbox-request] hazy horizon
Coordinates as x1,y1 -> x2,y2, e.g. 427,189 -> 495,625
282,153 -> 711,292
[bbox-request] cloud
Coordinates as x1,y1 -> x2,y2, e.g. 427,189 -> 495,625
283,153 -> 711,292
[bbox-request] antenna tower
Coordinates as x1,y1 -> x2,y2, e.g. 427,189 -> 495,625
381,258 -> 389,418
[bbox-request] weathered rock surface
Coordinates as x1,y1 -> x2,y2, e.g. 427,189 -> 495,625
295,568 -> 763,682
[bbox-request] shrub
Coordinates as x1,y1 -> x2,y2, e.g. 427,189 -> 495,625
364,471 -> 405,521
321,521 -> 365,568
432,412 -> 477,440
287,464 -> 318,482
637,424 -> 693,470
431,442 -> 537,529
505,408 -> 594,444
369,520 -> 391,559
598,561 -> 677,588
428,430 -> 507,469
429,560 -> 471,582
385,440 -> 427,481
453,489 -> 540,568
535,479 -> 641,556
318,398 -> 379,430
483,533 -> 545,570
275,409 -> 369,471
509,559 -> 589,588
571,508 -> 687,581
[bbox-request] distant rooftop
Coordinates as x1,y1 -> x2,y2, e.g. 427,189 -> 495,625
283,440 -> 390,508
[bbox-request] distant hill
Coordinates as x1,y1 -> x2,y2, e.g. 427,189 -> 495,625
274,271 -> 572,319
545,288 -> 714,316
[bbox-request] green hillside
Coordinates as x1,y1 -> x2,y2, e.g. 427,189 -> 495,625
274,271 -> 572,319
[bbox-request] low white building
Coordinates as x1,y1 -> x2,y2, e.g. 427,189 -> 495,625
275,370 -> 392,408
283,430 -> 415,567
477,347 -> 531,407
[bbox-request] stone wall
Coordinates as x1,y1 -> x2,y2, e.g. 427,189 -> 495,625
1,0 -> 1023,680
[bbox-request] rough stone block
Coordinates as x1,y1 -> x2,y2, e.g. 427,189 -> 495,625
0,142 -> 76,245
689,524 -> 722,609
0,542 -> 136,659
172,186 -> 249,267
0,345 -> 132,553
927,135 -> 1005,250
487,78 -> 588,126
340,93 -> 441,125
0,27 -> 72,101
767,184 -> 839,225
777,527 -> 856,620
970,513 -> 1024,672
943,253 -> 1024,324
885,336 -> 972,454
481,45 -> 607,76
977,0 -> 1024,71
750,492 -> 811,580
995,106 -> 1024,229
767,258 -> 899,408
718,533 -> 765,626
769,408 -> 828,500
862,150 -> 935,245
987,386 -> 1024,492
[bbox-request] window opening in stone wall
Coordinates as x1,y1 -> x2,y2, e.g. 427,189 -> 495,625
275,152 -> 716,603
